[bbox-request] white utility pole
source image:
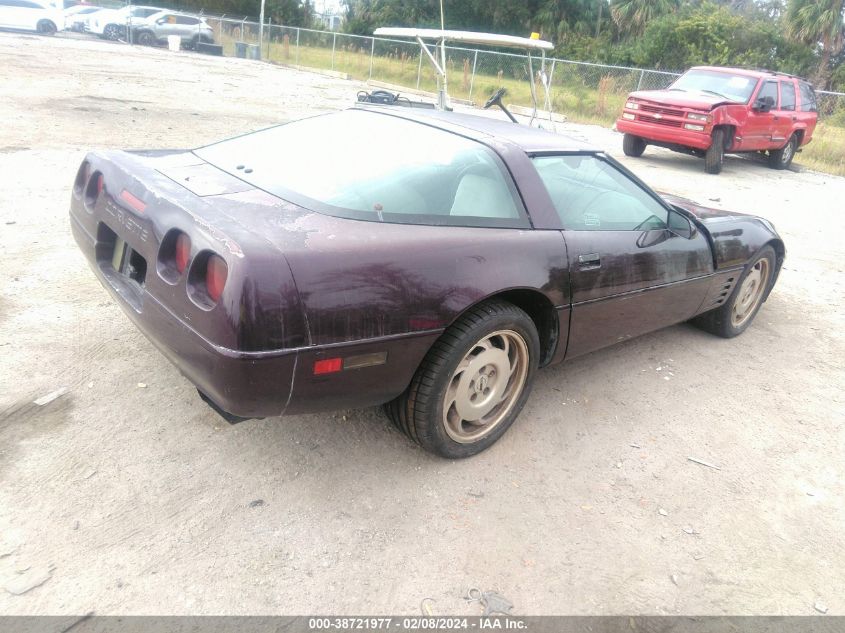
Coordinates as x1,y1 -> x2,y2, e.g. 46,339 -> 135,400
258,0 -> 266,56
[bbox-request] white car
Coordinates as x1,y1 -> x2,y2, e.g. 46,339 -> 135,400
0,0 -> 63,35
85,4 -> 158,39
64,3 -> 99,31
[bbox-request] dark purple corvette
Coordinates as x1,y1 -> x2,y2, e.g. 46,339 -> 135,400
69,105 -> 784,457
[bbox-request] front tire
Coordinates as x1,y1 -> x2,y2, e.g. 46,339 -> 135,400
768,134 -> 797,170
705,128 -> 725,174
622,134 -> 646,157
692,245 -> 776,338
385,300 -> 539,459
36,20 -> 57,35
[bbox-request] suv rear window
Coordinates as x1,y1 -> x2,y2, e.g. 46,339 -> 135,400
195,110 -> 528,228
799,82 -> 818,112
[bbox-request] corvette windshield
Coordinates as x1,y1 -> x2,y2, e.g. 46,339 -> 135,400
194,109 -> 525,227
669,70 -> 758,103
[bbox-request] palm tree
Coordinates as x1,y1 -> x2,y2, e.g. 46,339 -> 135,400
610,0 -> 680,37
786,0 -> 845,87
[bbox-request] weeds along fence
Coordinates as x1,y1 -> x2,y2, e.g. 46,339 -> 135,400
203,18 -> 845,126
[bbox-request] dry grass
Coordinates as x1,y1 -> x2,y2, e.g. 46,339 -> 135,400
797,122 -> 845,177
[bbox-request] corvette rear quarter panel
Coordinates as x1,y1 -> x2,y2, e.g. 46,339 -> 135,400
279,214 -> 569,347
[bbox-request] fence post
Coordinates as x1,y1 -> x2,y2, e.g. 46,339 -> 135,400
468,49 -> 478,102
266,18 -> 271,60
416,48 -> 422,89
331,32 -> 336,71
637,69 -> 645,91
295,27 -> 300,65
368,37 -> 375,80
241,17 -> 245,42
217,15 -> 224,47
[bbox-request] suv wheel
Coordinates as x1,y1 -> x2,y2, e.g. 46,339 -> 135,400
622,134 -> 646,157
705,128 -> 725,174
768,134 -> 797,170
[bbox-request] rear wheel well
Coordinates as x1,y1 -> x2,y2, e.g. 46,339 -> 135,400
461,290 -> 558,367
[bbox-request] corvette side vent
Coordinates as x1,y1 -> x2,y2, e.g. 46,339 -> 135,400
705,276 -> 736,308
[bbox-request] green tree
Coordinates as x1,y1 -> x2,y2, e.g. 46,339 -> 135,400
786,0 -> 845,87
632,2 -> 816,74
610,0 -> 679,36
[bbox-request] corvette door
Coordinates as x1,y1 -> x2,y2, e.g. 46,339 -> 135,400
532,154 -> 714,359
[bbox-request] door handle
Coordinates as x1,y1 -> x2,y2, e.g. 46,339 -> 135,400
578,253 -> 601,268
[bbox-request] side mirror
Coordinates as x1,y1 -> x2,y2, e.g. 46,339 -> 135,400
753,95 -> 774,113
668,208 -> 695,239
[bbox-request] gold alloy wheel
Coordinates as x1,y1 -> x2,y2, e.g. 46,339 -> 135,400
731,258 -> 770,328
442,329 -> 530,444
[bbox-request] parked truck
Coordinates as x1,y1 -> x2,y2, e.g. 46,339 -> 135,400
616,66 -> 818,174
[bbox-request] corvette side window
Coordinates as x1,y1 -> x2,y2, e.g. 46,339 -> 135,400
532,155 -> 668,231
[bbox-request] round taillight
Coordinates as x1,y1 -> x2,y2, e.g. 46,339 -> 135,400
73,161 -> 90,198
84,171 -> 103,210
175,233 -> 191,274
206,255 -> 227,302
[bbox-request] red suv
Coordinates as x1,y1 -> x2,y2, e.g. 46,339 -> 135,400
616,66 -> 818,174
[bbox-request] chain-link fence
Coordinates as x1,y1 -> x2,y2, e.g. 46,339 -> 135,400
202,18 -> 845,126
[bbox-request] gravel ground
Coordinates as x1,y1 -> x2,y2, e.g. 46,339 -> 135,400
0,33 -> 843,616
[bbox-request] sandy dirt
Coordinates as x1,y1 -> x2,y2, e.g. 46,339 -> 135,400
0,33 -> 843,616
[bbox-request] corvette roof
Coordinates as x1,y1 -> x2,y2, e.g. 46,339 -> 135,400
352,104 -> 595,153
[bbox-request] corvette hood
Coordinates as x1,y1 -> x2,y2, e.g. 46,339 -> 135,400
659,192 -> 752,224
659,192 -> 782,270
629,89 -> 734,110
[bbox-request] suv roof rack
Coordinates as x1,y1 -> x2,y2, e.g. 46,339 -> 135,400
740,67 -> 811,82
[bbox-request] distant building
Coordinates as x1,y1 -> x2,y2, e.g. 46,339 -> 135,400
315,9 -> 342,31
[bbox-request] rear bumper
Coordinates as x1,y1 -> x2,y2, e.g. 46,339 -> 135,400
71,210 -> 439,419
71,211 -> 296,418
617,118 -> 712,151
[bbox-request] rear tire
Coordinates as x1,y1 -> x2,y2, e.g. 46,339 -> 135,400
622,134 -> 646,157
768,134 -> 797,170
705,128 -> 725,174
692,245 -> 776,338
384,300 -> 539,459
36,20 -> 57,35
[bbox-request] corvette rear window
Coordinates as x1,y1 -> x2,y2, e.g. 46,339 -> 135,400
195,110 -> 528,228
